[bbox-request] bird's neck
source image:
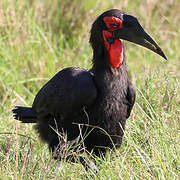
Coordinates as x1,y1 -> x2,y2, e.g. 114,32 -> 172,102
91,41 -> 129,93
90,52 -> 129,130
92,51 -> 128,92
92,41 -> 125,70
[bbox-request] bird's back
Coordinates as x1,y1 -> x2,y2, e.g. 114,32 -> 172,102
32,67 -> 97,119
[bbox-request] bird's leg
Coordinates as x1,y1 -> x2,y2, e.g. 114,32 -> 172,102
79,155 -> 98,179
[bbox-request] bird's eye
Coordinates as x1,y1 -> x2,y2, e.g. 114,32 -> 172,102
111,24 -> 118,28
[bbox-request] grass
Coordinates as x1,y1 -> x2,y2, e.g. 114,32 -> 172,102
0,0 -> 180,179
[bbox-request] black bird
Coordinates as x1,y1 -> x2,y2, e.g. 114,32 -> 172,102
12,9 -> 167,157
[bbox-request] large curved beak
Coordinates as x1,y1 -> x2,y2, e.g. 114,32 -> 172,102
113,24 -> 167,60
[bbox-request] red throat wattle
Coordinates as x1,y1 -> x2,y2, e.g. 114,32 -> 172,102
103,16 -> 123,69
103,30 -> 123,68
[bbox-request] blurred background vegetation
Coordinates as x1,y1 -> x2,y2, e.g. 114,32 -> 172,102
0,0 -> 179,179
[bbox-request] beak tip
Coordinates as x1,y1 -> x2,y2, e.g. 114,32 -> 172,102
160,51 -> 168,60
156,47 -> 167,60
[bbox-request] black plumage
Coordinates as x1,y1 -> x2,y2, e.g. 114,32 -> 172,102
12,9 -> 166,157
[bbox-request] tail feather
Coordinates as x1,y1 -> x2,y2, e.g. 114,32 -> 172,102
12,106 -> 37,123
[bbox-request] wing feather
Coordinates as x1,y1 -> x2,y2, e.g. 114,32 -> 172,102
32,67 -> 97,118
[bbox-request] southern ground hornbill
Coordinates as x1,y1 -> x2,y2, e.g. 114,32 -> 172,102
12,9 -> 167,157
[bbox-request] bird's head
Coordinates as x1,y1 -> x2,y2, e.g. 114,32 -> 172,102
90,9 -> 167,69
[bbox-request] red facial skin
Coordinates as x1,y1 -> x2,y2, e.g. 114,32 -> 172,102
103,16 -> 123,68
103,16 -> 123,30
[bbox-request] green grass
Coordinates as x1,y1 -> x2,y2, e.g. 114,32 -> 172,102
0,0 -> 180,179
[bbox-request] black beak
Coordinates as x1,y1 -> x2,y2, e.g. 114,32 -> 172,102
113,19 -> 167,60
